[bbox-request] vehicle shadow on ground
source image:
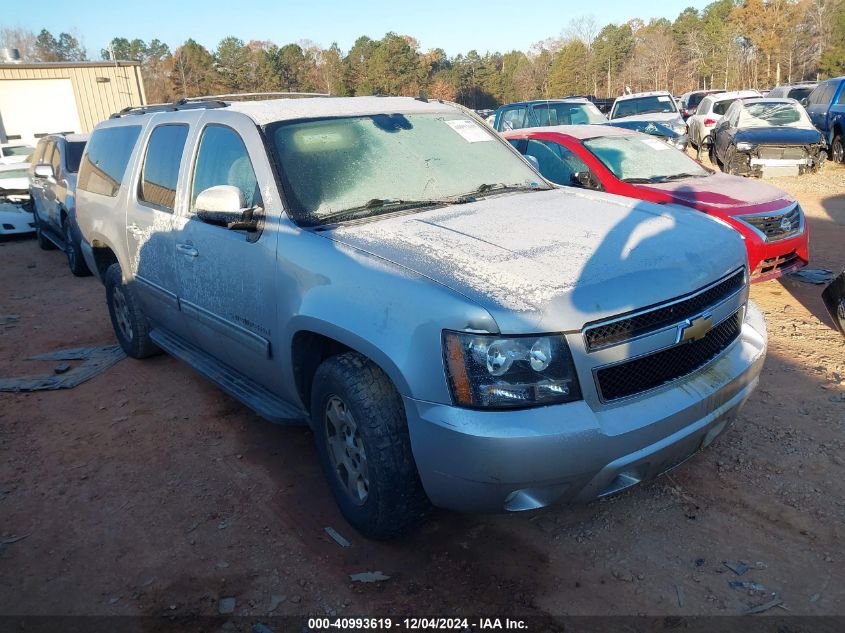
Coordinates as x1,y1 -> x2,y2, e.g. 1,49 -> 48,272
776,194 -> 844,329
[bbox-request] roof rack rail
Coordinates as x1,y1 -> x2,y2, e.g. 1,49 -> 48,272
184,91 -> 329,101
109,98 -> 228,119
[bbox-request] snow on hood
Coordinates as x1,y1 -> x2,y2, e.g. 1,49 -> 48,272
637,173 -> 793,211
326,188 -> 746,333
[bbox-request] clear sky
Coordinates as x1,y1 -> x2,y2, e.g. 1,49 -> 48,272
2,0 -> 712,57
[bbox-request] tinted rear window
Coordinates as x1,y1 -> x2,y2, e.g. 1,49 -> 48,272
64,141 -> 86,173
78,126 -> 142,197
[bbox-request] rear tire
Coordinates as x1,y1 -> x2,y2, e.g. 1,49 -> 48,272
709,143 -> 720,167
831,134 -> 844,164
104,263 -> 159,359
62,214 -> 92,277
34,211 -> 55,250
311,352 -> 431,539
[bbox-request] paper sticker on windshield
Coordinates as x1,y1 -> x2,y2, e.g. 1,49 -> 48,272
445,119 -> 494,142
640,137 -> 671,151
657,96 -> 671,102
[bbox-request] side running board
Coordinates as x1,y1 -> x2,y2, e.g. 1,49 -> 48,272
150,328 -> 307,425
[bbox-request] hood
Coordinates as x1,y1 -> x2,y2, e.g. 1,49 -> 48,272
325,189 -> 746,333
636,172 -> 793,213
735,126 -> 822,146
612,112 -> 683,126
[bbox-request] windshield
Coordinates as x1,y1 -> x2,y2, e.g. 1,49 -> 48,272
65,141 -> 86,173
738,102 -> 813,128
583,134 -> 709,182
3,145 -> 34,157
611,95 -> 677,119
268,113 -> 546,226
533,102 -> 607,126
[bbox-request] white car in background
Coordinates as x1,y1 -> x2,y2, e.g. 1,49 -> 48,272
686,90 -> 760,149
608,91 -> 687,137
0,162 -> 35,236
0,142 -> 35,165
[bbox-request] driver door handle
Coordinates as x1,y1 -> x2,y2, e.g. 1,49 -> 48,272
176,242 -> 199,258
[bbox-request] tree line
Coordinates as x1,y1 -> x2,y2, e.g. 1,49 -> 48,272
2,0 -> 844,109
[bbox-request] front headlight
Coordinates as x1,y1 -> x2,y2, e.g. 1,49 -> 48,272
736,141 -> 754,152
443,331 -> 582,409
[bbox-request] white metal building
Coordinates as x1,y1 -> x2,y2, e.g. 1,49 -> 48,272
0,61 -> 147,145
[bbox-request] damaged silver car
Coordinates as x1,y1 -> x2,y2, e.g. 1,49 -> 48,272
74,96 -> 767,539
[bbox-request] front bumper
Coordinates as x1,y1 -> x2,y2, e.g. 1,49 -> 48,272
405,303 -> 767,513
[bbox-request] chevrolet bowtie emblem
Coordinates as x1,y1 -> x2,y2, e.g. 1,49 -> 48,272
678,314 -> 713,343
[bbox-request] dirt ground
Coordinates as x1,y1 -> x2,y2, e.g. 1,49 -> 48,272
1,159 -> 844,622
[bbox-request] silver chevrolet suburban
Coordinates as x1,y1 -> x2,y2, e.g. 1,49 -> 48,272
75,96 -> 767,539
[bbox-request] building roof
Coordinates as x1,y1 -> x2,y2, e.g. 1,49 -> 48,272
0,60 -> 140,70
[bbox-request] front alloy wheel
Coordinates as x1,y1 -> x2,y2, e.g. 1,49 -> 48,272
324,395 -> 370,506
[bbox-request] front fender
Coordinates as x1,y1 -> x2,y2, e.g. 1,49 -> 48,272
275,229 -> 499,405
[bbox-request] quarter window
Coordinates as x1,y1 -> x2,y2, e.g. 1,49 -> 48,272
139,124 -> 189,212
191,125 -> 259,211
78,126 -> 142,197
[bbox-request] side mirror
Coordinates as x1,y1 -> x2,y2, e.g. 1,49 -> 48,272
801,98 -> 809,107
195,185 -> 259,231
524,154 -> 540,171
34,164 -> 53,179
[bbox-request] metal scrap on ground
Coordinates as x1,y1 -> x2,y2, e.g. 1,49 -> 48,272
744,595 -> 784,615
324,526 -> 351,547
349,571 -> 390,583
0,345 -> 126,392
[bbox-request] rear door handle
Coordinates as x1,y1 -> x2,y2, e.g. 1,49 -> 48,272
176,243 -> 199,258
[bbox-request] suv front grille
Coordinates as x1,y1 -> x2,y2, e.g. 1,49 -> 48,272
740,205 -> 801,242
583,269 -> 744,351
595,311 -> 743,402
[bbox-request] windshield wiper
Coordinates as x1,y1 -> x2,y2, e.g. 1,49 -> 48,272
315,198 -> 443,225
620,177 -> 655,184
654,173 -> 706,182
450,183 -> 545,200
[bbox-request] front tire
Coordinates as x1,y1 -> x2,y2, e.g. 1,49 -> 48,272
62,215 -> 92,277
311,352 -> 431,539
831,134 -> 844,164
724,147 -> 738,175
104,263 -> 159,358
